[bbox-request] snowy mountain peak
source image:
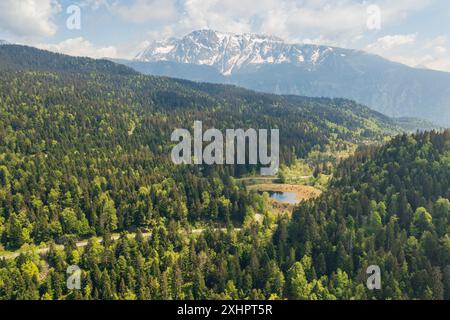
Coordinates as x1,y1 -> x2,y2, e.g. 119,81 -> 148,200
135,30 -> 342,75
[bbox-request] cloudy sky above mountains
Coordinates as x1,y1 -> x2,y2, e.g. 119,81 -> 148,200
0,0 -> 449,72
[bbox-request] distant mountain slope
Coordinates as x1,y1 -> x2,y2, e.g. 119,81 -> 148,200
393,117 -> 442,132
0,44 -> 135,75
129,30 -> 450,126
117,59 -> 228,84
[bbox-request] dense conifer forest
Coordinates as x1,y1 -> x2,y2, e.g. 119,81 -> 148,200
0,45 -> 448,300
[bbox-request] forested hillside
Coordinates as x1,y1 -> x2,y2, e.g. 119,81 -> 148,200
285,130 -> 450,299
0,45 -> 447,300
0,44 -> 398,248
1,127 -> 447,299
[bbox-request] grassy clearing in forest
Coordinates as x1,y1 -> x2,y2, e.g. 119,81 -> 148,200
248,183 -> 322,216
248,183 -> 322,200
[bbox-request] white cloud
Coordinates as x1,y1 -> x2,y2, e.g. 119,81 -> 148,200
37,37 -> 117,58
366,34 -> 450,72
79,0 -> 110,10
73,0 -> 434,60
283,2 -> 368,42
123,0 -> 434,46
420,36 -> 450,72
110,0 -> 178,24
366,34 -> 417,52
0,0 -> 61,38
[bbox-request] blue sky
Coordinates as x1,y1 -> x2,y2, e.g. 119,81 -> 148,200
1,0 -> 450,72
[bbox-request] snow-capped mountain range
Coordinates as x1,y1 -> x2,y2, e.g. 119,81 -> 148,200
127,30 -> 450,126
135,30 -> 344,76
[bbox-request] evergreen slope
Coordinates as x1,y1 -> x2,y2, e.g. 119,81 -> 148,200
0,130 -> 447,300
284,130 -> 450,299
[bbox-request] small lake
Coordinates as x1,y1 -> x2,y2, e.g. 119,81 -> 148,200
263,191 -> 300,204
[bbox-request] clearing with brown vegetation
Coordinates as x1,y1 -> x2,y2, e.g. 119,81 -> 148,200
248,183 -> 322,215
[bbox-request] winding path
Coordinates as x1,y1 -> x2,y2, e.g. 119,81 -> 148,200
0,227 -> 244,260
